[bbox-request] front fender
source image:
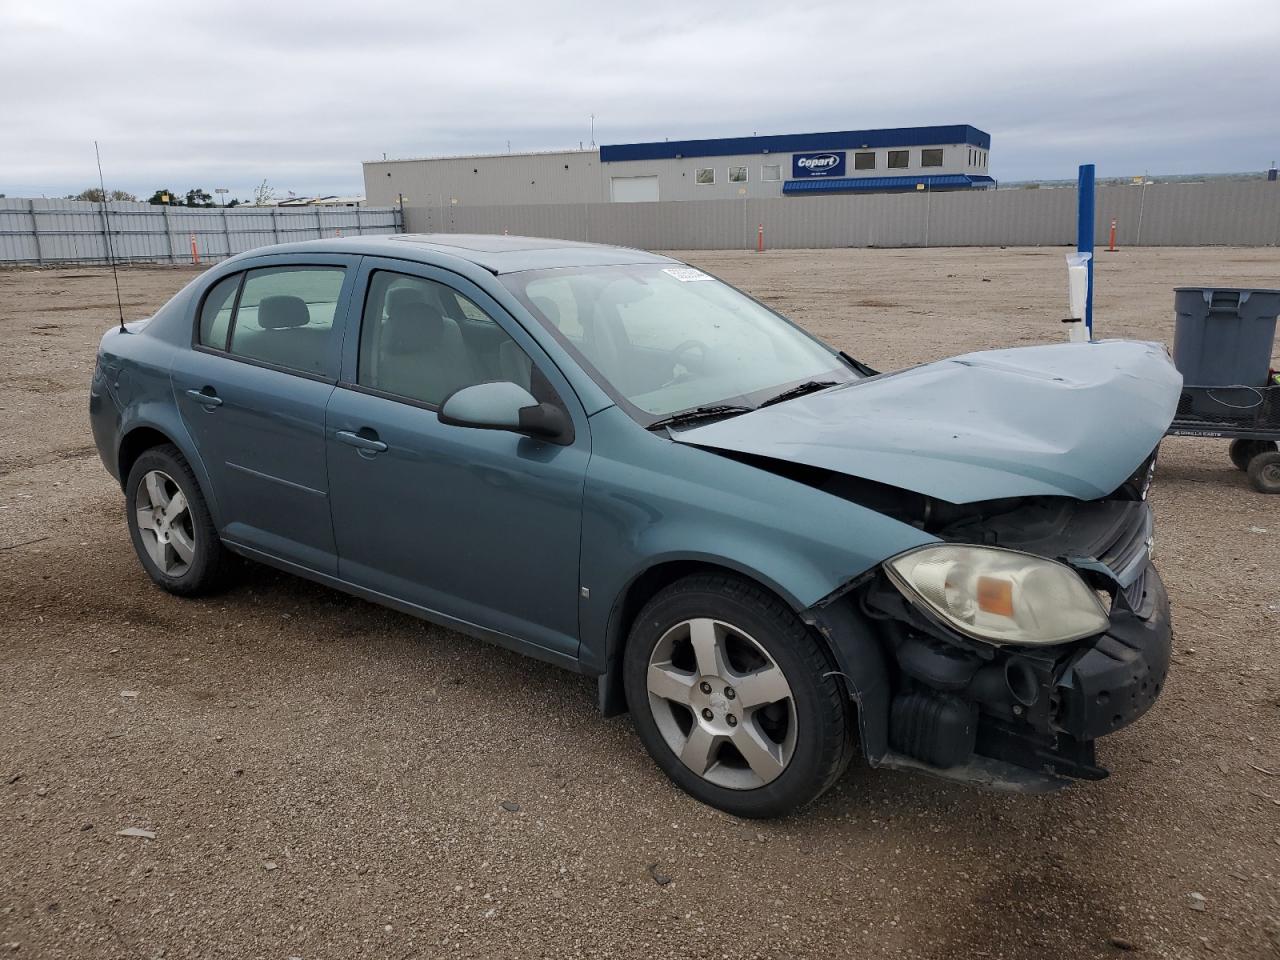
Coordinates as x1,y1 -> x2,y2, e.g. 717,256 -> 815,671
578,407 -> 933,694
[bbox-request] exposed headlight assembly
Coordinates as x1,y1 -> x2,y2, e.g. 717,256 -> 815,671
884,545 -> 1110,646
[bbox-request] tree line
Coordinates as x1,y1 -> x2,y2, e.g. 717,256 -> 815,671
64,180 -> 277,207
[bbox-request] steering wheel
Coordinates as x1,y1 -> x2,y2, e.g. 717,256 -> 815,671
669,339 -> 709,376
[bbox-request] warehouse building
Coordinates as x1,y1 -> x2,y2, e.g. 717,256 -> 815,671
363,124 -> 994,207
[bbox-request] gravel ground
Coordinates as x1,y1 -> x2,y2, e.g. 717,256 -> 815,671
1,246 -> 1278,960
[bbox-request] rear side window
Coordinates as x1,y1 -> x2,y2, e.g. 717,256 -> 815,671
198,274 -> 241,350
226,267 -> 346,375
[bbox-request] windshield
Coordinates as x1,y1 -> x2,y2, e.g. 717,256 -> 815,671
501,263 -> 853,422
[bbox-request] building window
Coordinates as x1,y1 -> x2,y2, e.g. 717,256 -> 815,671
921,149 -> 944,168
760,164 -> 781,181
695,168 -> 715,185
728,166 -> 748,183
887,150 -> 909,169
854,151 -> 876,170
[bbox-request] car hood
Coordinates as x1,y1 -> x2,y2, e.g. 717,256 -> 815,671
674,340 -> 1181,504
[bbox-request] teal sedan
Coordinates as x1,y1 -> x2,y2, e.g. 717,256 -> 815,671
90,234 -> 1178,817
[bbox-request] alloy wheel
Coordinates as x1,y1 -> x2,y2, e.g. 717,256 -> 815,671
134,469 -> 196,577
646,617 -> 797,790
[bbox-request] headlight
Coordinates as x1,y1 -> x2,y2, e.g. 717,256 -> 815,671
884,545 -> 1109,646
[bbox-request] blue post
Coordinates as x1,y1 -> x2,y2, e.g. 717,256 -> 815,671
1077,163 -> 1096,337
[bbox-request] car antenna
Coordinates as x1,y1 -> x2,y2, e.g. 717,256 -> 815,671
94,140 -> 126,332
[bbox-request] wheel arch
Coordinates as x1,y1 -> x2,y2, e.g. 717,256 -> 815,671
595,557 -> 887,765
115,414 -> 223,529
117,426 -> 174,488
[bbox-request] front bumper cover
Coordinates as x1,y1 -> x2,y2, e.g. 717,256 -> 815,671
859,560 -> 1172,792
1054,564 -> 1170,742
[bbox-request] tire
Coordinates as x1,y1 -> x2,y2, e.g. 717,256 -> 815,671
1247,450 -> 1280,494
623,573 -> 853,819
125,444 -> 230,595
1229,439 -> 1275,472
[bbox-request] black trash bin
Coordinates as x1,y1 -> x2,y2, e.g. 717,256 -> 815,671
1172,287 -> 1280,387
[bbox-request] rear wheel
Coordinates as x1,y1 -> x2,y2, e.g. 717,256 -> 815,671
1230,439 -> 1275,471
125,444 -> 230,595
1248,451 -> 1280,494
623,573 -> 852,818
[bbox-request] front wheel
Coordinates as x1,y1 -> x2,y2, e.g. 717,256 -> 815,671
125,444 -> 230,595
623,574 -> 853,818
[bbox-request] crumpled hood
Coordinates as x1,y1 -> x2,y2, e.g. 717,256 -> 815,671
674,340 -> 1182,504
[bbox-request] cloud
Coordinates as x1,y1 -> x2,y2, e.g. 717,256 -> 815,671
2,0 -> 1277,199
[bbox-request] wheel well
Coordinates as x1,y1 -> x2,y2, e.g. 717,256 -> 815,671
599,559 -> 806,716
117,427 -> 172,489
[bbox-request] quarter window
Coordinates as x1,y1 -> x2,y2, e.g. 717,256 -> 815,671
227,267 -> 345,375
728,166 -> 747,183
695,168 -> 715,185
887,150 -> 910,169
357,271 -> 538,408
198,274 -> 241,350
760,164 -> 781,181
854,151 -> 876,170
921,149 -> 944,167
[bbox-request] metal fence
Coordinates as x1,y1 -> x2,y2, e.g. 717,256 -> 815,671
406,180 -> 1280,250
0,198 -> 402,265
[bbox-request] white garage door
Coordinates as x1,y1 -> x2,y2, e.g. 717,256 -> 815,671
610,176 -> 660,203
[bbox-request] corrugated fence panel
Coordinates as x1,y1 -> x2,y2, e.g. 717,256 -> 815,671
407,181 -> 1280,251
0,198 -> 403,265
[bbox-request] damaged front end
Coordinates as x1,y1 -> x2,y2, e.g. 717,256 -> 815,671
808,451 -> 1172,792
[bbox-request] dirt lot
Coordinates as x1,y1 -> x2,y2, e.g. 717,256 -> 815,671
1,247 -> 1278,960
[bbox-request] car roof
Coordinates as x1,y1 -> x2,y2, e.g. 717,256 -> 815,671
243,233 -> 678,274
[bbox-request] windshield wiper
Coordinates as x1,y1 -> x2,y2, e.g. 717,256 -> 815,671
757,380 -> 840,409
646,404 -> 754,432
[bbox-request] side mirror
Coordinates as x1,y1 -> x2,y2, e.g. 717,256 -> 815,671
438,381 -> 574,445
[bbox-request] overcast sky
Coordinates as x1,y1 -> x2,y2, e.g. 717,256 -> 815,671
2,0 -> 1278,201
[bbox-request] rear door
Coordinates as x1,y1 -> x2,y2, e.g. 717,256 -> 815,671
325,258 -> 590,660
172,256 -> 359,573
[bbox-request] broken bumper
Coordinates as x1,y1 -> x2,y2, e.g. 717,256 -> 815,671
872,561 -> 1172,792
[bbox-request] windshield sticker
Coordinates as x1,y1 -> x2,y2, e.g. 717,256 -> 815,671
662,266 -> 714,282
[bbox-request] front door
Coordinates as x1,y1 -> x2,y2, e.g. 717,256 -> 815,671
172,258 -> 357,573
325,260 -> 589,660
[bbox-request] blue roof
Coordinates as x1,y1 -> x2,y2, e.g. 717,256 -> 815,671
600,125 -> 991,163
782,174 -> 996,194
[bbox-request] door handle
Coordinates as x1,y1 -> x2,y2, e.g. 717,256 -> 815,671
335,429 -> 388,454
186,387 -> 222,408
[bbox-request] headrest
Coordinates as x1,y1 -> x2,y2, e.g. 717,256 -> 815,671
384,288 -> 444,354
257,295 -> 310,329
387,286 -> 435,316
530,295 -> 560,325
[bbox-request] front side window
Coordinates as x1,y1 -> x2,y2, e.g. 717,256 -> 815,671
887,150 -> 909,169
504,264 -> 854,421
921,149 -> 944,167
760,164 -> 781,181
854,151 -> 875,170
357,271 -> 537,407
728,166 -> 747,183
695,168 -> 715,185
